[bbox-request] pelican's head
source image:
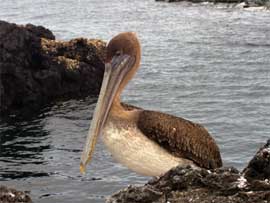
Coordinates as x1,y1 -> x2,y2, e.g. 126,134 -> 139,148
80,32 -> 141,173
106,32 -> 141,94
106,32 -> 141,66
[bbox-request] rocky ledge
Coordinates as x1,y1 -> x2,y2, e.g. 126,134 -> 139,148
0,20 -> 106,115
108,139 -> 270,203
0,186 -> 32,203
156,0 -> 270,8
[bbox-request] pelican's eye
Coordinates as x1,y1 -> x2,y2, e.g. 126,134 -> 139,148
115,50 -> 122,56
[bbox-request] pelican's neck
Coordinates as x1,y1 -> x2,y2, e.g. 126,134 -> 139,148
109,94 -> 126,118
108,94 -> 139,122
111,95 -> 122,113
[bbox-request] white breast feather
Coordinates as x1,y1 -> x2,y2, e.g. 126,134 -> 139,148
102,122 -> 196,176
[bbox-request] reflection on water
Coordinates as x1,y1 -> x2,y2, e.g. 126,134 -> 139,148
0,0 -> 270,202
0,98 -> 148,203
0,112 -> 50,180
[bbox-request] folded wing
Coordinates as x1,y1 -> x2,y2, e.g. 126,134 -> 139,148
137,110 -> 222,169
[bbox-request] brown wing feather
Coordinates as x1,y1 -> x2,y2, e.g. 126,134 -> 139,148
137,110 -> 222,169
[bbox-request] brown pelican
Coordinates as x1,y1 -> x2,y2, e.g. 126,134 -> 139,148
80,32 -> 222,176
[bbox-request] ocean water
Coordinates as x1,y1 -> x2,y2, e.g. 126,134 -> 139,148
0,0 -> 270,202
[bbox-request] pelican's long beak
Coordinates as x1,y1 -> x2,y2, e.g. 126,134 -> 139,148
80,54 -> 135,174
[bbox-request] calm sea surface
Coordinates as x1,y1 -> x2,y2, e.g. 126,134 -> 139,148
1,0 -> 270,202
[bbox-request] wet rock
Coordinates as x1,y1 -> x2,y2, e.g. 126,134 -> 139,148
0,20 -> 106,115
244,0 -> 270,7
156,0 -> 245,3
242,139 -> 270,181
155,0 -> 270,7
24,23 -> 55,40
0,185 -> 32,203
107,140 -> 270,203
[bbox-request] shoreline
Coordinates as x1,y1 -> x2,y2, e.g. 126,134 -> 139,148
156,0 -> 270,9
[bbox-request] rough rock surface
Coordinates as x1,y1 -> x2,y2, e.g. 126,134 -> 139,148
156,0 -> 270,8
107,139 -> 270,203
156,0 -> 245,3
0,186 -> 32,203
243,139 -> 270,180
0,20 -> 106,115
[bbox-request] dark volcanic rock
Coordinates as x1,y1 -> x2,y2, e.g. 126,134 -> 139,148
0,186 -> 32,203
0,20 -> 106,115
245,0 -> 270,7
156,0 -> 270,7
108,140 -> 270,203
243,139 -> 270,180
156,0 -> 245,3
